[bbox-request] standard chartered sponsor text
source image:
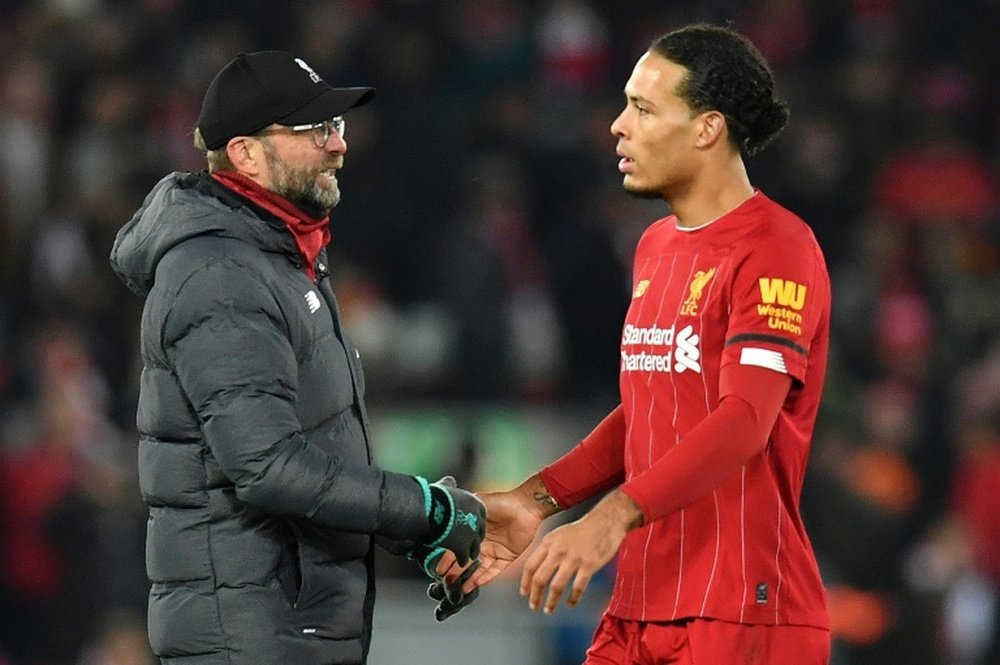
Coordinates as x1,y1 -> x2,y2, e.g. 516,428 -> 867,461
621,323 -> 701,373
621,350 -> 674,372
622,323 -> 675,346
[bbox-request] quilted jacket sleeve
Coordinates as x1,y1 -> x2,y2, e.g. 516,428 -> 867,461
162,256 -> 428,541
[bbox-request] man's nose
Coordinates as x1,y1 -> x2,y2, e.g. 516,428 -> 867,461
325,132 -> 347,154
610,111 -> 627,137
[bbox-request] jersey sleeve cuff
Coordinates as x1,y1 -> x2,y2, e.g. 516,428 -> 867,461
538,466 -> 575,510
617,483 -> 651,526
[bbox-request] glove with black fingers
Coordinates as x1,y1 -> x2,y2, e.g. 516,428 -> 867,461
414,475 -> 487,566
408,544 -> 481,621
427,558 -> 480,621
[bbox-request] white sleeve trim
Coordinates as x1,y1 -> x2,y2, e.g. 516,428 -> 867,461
739,347 -> 788,374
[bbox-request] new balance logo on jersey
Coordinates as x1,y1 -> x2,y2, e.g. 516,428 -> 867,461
620,324 -> 701,374
304,290 -> 322,313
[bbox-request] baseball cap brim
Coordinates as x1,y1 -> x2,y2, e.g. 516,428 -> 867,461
275,86 -> 375,126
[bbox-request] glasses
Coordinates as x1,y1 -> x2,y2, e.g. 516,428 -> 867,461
255,117 -> 345,148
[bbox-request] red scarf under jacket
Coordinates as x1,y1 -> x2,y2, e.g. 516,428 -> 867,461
212,171 -> 331,281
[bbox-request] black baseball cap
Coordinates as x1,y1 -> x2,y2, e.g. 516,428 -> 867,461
197,50 -> 375,150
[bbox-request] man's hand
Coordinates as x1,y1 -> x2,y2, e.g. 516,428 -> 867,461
460,474 -> 561,593
520,489 -> 642,614
465,490 -> 544,590
426,559 -> 481,621
408,545 -> 481,621
416,476 -> 487,566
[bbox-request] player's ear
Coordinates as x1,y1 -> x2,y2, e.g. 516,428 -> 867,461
694,110 -> 726,149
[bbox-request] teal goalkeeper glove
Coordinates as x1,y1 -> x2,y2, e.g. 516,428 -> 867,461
415,475 -> 487,566
408,544 -> 481,622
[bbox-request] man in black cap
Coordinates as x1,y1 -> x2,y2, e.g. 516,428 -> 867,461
110,51 -> 484,664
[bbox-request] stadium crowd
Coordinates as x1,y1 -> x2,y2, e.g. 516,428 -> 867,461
0,1 -> 998,664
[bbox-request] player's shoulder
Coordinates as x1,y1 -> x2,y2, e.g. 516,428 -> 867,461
644,215 -> 675,235
747,192 -> 822,251
633,215 -> 675,251
734,195 -> 831,302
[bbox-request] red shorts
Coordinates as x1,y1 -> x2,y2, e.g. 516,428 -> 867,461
584,614 -> 830,665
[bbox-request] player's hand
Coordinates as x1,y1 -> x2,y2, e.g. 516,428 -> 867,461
416,476 -> 487,566
464,489 -> 545,592
520,490 -> 641,614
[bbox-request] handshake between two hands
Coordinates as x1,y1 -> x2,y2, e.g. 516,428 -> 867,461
410,475 -> 487,622
408,473 -> 630,621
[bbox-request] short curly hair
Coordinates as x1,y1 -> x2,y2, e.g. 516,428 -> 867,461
650,24 -> 789,155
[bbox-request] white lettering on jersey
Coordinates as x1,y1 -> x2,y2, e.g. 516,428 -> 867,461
620,324 -> 701,374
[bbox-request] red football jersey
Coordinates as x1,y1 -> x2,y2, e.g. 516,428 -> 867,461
544,191 -> 830,629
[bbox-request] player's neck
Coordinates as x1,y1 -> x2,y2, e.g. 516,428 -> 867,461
668,158 -> 754,229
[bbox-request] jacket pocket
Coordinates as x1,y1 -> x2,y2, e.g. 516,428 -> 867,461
282,521 -> 368,618
283,521 -> 337,610
276,521 -> 302,608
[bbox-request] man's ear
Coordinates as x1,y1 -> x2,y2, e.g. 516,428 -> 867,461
225,136 -> 262,177
695,110 -> 727,149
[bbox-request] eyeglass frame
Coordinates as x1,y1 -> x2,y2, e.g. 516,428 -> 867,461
253,117 -> 346,148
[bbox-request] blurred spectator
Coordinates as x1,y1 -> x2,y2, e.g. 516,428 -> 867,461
736,0 -> 817,69
872,136 -> 997,227
448,0 -> 534,96
803,376 -> 935,663
951,419 -> 1000,576
947,417 -> 1000,664
76,610 -> 155,665
0,323 -> 140,664
0,53 -> 54,256
536,0 -> 611,92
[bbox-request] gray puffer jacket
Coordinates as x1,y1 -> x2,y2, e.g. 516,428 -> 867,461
110,171 -> 429,665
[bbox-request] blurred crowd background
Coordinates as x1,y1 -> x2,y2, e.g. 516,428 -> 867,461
0,0 -> 998,664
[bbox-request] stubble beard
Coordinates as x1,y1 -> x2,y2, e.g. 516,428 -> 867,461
262,142 -> 341,212
622,178 -> 663,200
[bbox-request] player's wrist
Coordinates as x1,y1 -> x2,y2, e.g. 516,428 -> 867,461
597,489 -> 644,532
516,473 -> 563,520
